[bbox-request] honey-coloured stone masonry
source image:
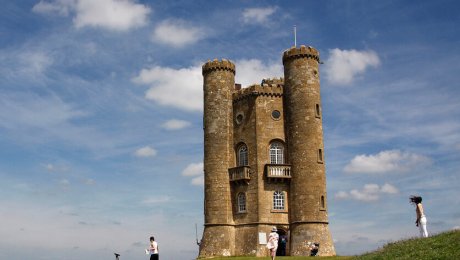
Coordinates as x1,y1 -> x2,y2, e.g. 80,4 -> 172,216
199,46 -> 335,258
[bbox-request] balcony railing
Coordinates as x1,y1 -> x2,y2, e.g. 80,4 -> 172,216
228,166 -> 251,183
266,164 -> 291,179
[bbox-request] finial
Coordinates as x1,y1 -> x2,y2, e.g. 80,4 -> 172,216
294,25 -> 297,47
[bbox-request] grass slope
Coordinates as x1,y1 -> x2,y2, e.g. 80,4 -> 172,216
203,230 -> 460,260
354,230 -> 460,260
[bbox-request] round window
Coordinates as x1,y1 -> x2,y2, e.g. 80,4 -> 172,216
236,113 -> 244,124
271,110 -> 281,120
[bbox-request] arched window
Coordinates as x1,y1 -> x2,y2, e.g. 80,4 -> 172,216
238,144 -> 248,166
273,191 -> 285,210
237,192 -> 246,212
269,142 -> 284,164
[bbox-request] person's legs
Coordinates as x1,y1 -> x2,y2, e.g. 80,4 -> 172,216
420,216 -> 428,237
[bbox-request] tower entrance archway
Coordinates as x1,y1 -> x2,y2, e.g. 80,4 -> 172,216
276,228 -> 288,256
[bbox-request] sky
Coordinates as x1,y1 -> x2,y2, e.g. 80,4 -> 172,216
0,0 -> 459,259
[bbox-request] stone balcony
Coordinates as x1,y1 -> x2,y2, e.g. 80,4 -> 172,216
266,164 -> 291,181
228,166 -> 251,184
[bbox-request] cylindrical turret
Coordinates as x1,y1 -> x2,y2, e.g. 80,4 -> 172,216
283,46 -> 335,256
199,59 -> 235,257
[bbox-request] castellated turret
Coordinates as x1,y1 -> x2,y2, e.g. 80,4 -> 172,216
200,59 -> 236,257
283,46 -> 335,255
199,46 -> 335,258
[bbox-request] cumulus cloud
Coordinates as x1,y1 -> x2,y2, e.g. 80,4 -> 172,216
181,162 -> 203,177
235,59 -> 283,87
132,65 -> 203,111
161,119 -> 191,130
182,162 -> 203,186
344,150 -> 431,174
324,48 -> 380,85
132,59 -> 282,112
33,0 -> 151,31
335,183 -> 399,202
152,19 -> 205,47
242,6 -> 278,24
134,146 -> 157,157
74,0 -> 150,31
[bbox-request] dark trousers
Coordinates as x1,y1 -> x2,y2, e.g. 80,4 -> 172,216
150,254 -> 159,260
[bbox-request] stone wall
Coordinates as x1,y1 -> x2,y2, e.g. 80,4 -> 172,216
199,46 -> 335,258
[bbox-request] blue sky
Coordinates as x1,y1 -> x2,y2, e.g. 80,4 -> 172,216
0,0 -> 459,259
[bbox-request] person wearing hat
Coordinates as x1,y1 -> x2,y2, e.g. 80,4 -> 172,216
266,227 -> 279,260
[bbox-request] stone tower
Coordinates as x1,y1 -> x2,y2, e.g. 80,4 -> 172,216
199,46 -> 335,258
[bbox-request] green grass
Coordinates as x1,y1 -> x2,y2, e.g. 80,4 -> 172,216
202,230 -> 460,260
204,257 -> 351,260
354,230 -> 460,260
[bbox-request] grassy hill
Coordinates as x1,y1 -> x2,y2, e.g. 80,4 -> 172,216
202,230 -> 460,260
354,230 -> 460,260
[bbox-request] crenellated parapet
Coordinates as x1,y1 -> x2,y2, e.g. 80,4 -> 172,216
261,77 -> 284,87
202,59 -> 236,75
282,45 -> 320,64
233,78 -> 284,103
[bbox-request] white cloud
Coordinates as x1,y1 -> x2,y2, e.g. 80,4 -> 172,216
324,48 -> 380,85
161,119 -> 191,130
132,59 -> 282,112
132,65 -> 203,111
181,162 -> 203,177
182,162 -> 204,186
242,7 -> 277,24
134,146 -> 157,157
335,191 -> 349,199
152,19 -> 205,47
33,0 -> 151,31
191,176 -> 204,186
18,51 -> 53,77
32,0 -> 74,16
380,183 -> 399,194
235,59 -> 283,87
74,0 -> 150,31
335,183 -> 399,202
344,150 -> 431,174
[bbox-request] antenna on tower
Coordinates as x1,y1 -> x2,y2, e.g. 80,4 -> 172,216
294,25 -> 297,47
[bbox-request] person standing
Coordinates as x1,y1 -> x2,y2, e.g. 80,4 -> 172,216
410,195 -> 429,237
148,236 -> 159,260
266,227 -> 279,260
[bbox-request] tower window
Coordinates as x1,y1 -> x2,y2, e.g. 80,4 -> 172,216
315,104 -> 321,118
320,195 -> 325,210
318,148 -> 323,163
271,110 -> 281,120
273,190 -> 285,210
236,113 -> 244,124
269,142 -> 284,164
238,144 -> 248,166
237,192 -> 246,212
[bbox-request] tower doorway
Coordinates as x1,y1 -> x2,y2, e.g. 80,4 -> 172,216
276,228 -> 288,256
